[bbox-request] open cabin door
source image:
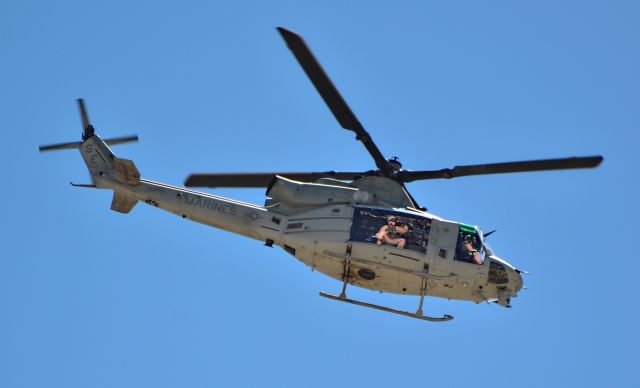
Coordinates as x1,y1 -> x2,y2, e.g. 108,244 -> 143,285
425,219 -> 459,276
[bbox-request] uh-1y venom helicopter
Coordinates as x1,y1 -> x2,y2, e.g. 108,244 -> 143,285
40,27 -> 603,322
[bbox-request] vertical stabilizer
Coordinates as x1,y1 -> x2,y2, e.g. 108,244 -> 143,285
39,99 -> 143,214
78,135 -> 117,180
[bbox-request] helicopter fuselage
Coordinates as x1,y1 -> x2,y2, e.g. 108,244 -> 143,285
82,136 -> 522,307
40,27 -> 602,320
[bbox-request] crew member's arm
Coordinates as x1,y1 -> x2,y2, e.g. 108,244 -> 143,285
375,225 -> 388,245
472,251 -> 482,265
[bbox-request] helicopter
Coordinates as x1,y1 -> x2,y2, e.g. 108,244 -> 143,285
40,27 -> 603,322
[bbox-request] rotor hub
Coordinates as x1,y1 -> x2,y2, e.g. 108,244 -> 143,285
387,156 -> 402,172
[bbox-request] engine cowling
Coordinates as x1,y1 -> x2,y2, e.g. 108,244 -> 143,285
266,175 -> 374,207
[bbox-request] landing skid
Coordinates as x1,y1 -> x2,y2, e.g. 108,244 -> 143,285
319,292 -> 454,322
321,261 -> 453,322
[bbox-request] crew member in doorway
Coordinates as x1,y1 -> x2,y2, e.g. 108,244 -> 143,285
375,216 -> 408,249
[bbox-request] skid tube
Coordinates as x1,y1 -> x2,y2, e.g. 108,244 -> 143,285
319,292 -> 454,323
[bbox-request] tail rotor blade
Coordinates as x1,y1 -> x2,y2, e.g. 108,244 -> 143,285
78,98 -> 90,129
39,141 -> 82,152
104,134 -> 139,146
39,135 -> 139,153
77,98 -> 94,139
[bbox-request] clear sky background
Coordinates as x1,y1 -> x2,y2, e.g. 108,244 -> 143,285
1,1 -> 638,387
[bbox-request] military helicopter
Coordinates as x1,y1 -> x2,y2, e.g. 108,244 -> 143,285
40,27 -> 603,322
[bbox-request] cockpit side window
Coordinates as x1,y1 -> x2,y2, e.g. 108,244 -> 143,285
455,225 -> 483,265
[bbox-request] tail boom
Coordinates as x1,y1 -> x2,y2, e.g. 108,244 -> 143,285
79,134 -> 270,241
116,178 -> 270,241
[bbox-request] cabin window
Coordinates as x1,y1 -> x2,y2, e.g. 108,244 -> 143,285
489,260 -> 508,284
349,207 -> 431,253
455,225 -> 483,265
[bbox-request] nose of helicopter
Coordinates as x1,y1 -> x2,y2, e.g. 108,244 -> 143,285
489,256 -> 523,307
512,268 -> 524,294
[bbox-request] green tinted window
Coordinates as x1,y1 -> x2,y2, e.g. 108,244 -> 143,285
456,223 -> 482,264
459,223 -> 476,234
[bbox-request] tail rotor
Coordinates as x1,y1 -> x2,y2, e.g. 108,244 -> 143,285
38,98 -> 139,153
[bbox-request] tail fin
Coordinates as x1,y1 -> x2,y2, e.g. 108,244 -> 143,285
74,105 -> 141,212
40,99 -> 141,213
78,135 -> 141,184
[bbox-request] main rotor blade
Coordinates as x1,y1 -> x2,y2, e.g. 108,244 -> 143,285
184,171 -> 366,188
276,27 -> 392,175
399,156 -> 604,182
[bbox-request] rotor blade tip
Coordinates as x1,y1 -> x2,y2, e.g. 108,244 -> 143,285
184,175 -> 196,187
277,27 -> 299,40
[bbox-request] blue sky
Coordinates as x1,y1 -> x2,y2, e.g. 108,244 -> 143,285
1,1 -> 638,387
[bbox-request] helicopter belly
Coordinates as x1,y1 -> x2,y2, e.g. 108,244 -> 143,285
311,248 -> 483,301
297,246 -> 428,295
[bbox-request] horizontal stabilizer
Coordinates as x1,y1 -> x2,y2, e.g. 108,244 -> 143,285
111,191 -> 138,214
39,135 -> 139,152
